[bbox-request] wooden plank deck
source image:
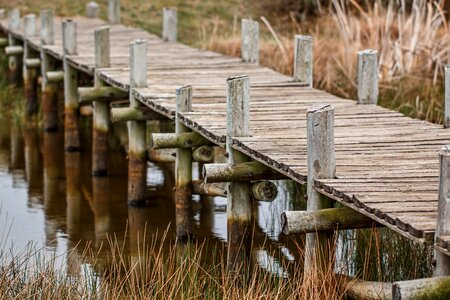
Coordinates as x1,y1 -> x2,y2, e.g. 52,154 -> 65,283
1,15 -> 448,244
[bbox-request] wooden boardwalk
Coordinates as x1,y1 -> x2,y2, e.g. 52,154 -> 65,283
0,13 -> 448,246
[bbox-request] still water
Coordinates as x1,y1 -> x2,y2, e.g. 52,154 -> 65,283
0,112 -> 303,277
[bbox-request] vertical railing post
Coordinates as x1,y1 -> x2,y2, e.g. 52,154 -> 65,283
226,75 -> 252,271
8,8 -> 21,86
293,35 -> 313,87
108,0 -> 121,24
435,145 -> 450,276
241,19 -> 259,64
127,39 -> 148,206
40,9 -> 58,132
92,26 -> 111,176
444,67 -> 450,128
63,20 -> 80,151
357,49 -> 378,105
86,2 -> 100,18
23,14 -> 38,117
305,104 -> 336,272
162,8 -> 177,42
175,85 -> 193,240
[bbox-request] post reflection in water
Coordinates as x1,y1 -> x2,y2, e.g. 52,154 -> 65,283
1,111 -> 307,283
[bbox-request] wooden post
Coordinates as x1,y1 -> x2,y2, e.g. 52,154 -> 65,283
63,20 -> 80,151
305,104 -> 336,272
128,39 -> 147,205
445,66 -> 450,128
357,49 -> 378,105
40,9 -> 58,132
108,0 -> 121,24
241,19 -> 259,64
293,35 -> 313,87
23,14 -> 39,117
435,145 -> 450,276
8,8 -> 22,86
86,2 -> 100,18
226,75 -> 252,272
92,26 -> 111,176
175,85 -> 193,240
162,8 -> 177,42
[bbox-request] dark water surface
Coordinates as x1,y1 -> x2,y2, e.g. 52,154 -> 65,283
0,112 -> 302,277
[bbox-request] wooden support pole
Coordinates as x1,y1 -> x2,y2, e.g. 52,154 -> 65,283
0,9 -> 5,19
357,49 -> 378,105
203,161 -> 287,183
338,274 -> 392,300
282,207 -> 378,234
108,0 -> 121,24
148,149 -> 175,163
175,85 -> 193,239
150,132 -> 212,149
92,26 -> 111,176
192,180 -> 227,197
23,14 -> 39,117
192,145 -> 214,163
293,35 -> 313,86
63,19 -> 80,152
435,145 -> 450,276
305,104 -> 336,272
127,39 -> 147,205
110,106 -> 162,122
392,276 -> 450,300
8,8 -> 22,86
162,8 -> 177,42
40,9 -> 58,132
78,86 -> 128,103
241,19 -> 259,64
226,75 -> 252,271
445,66 -> 450,128
86,2 -> 100,18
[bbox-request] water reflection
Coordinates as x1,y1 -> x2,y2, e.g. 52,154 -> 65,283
0,113 -> 305,280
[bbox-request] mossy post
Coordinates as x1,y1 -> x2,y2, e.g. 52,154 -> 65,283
226,75 -> 252,272
305,104 -> 336,273
435,145 -> 450,276
293,35 -> 313,87
108,0 -> 121,24
63,20 -> 80,151
357,49 -> 378,105
162,8 -> 177,42
40,9 -> 58,132
8,8 -> 22,86
127,39 -> 148,206
86,2 -> 100,18
241,19 -> 259,64
92,26 -> 111,176
23,14 -> 39,117
175,85 -> 193,240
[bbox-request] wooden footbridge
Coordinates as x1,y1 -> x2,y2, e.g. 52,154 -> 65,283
2,2 -> 450,298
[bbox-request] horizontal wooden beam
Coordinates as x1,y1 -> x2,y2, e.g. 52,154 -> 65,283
0,37 -> 8,47
338,274 -> 391,300
111,106 -> 163,122
281,207 -> 378,234
25,58 -> 41,69
251,181 -> 278,202
192,145 -> 214,163
148,149 -> 175,163
78,86 -> 128,103
5,45 -> 23,56
392,276 -> 450,300
46,71 -> 64,83
150,132 -> 212,149
203,161 -> 287,183
192,180 -> 227,197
